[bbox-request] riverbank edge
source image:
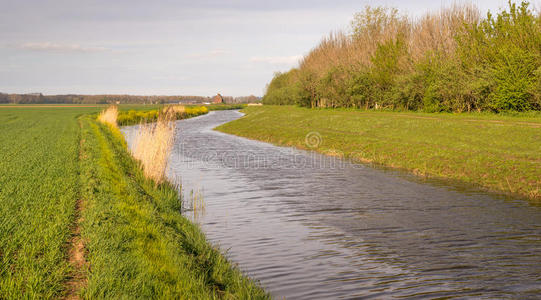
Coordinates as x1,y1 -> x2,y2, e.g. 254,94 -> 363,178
117,104 -> 247,126
72,113 -> 268,298
215,106 -> 541,202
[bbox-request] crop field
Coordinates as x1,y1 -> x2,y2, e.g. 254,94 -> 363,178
0,106 -> 267,299
0,107 -> 98,297
216,105 -> 541,201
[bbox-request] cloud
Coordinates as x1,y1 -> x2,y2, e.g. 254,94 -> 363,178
151,74 -> 189,81
187,49 -> 230,59
16,42 -> 109,53
250,55 -> 302,65
209,49 -> 228,56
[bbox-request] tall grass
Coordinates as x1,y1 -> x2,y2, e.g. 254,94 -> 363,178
263,1 -> 541,112
97,105 -> 118,126
120,105 -> 209,184
132,117 -> 176,184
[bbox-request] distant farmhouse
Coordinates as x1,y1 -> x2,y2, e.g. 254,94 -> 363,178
212,93 -> 225,104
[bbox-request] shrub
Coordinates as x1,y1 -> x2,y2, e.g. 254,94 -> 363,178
264,1 -> 541,113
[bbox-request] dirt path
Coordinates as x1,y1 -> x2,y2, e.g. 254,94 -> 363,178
65,200 -> 87,299
64,121 -> 88,299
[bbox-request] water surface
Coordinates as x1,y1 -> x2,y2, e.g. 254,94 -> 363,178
125,110 -> 541,299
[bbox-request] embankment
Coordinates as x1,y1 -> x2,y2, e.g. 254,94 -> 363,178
216,105 -> 541,201
0,106 -> 267,299
77,114 -> 268,298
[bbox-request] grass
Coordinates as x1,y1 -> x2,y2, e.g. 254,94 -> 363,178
79,115 -> 267,298
0,106 -> 268,299
0,107 -> 97,298
216,105 -> 541,201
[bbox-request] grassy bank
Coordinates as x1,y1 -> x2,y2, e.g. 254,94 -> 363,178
216,106 -> 541,201
0,106 -> 267,298
79,115 -> 266,298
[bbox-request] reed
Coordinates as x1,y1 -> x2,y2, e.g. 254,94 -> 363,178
164,105 -> 186,115
97,105 -> 118,127
161,105 -> 186,121
121,105 -> 211,183
132,115 -> 176,184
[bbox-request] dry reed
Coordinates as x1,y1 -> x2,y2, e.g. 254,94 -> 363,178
164,105 -> 186,114
160,105 -> 187,122
97,106 -> 118,127
132,115 -> 176,184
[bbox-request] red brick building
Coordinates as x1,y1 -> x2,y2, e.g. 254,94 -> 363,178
212,93 -> 224,104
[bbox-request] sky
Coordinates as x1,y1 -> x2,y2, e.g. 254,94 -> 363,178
0,0 -> 513,96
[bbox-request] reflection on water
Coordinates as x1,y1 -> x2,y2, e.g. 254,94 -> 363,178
124,111 -> 541,299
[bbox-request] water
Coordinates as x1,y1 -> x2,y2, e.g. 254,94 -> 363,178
124,110 -> 541,299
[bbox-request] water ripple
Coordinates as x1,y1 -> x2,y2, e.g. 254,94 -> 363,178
123,110 -> 541,299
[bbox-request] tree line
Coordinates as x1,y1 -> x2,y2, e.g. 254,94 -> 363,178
0,93 -> 261,104
263,1 -> 541,112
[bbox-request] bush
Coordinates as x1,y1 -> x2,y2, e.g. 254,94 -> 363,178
489,46 -> 538,111
264,1 -> 541,113
262,69 -> 305,105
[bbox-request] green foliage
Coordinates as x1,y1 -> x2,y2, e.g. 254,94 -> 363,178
206,104 -> 246,111
457,1 -> 541,111
317,66 -> 350,108
117,109 -> 159,125
345,70 -> 376,109
262,69 -> 306,106
489,46 -> 538,111
117,106 -> 209,126
265,1 -> 541,112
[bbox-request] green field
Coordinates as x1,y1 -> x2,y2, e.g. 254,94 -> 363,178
0,107 -> 97,297
0,107 -> 267,299
216,105 -> 541,201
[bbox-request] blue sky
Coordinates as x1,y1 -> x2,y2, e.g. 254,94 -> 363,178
0,0 -> 512,96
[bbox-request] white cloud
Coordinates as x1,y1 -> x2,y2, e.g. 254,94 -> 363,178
16,42 -> 109,53
151,74 -> 189,81
250,55 -> 302,65
187,49 -> 230,59
209,49 -> 228,55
